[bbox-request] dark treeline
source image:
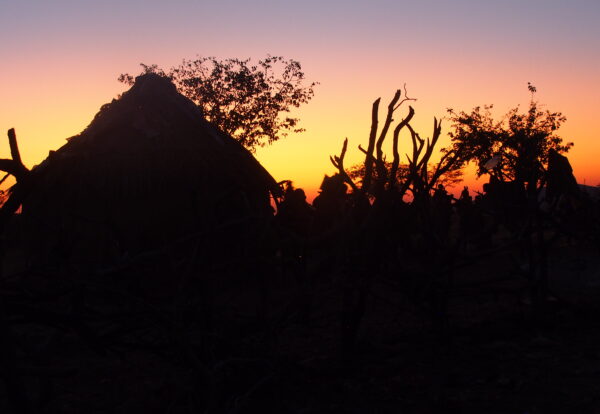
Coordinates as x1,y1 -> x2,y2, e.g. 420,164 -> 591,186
1,76 -> 600,413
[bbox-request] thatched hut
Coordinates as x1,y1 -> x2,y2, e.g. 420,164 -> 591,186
5,74 -> 279,271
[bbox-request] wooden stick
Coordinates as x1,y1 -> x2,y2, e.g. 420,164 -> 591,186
0,129 -> 29,181
7,129 -> 24,168
374,90 -> 401,184
389,106 -> 415,188
330,138 -> 358,193
361,98 -> 381,194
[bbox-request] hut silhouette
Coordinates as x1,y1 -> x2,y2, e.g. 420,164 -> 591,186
6,74 -> 278,271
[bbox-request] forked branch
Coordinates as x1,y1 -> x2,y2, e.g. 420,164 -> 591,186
393,83 -> 417,111
415,118 -> 442,172
375,90 -> 402,182
389,106 -> 415,189
330,138 -> 359,193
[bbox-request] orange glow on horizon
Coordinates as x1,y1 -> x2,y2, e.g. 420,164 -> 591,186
1,80 -> 597,206
1,2 -> 598,202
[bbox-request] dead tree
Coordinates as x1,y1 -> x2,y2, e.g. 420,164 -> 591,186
328,87 -> 466,355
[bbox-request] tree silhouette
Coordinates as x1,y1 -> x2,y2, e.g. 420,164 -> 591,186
445,84 -> 573,191
119,56 -> 317,152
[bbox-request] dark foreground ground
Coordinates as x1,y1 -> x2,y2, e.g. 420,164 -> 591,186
2,239 -> 600,414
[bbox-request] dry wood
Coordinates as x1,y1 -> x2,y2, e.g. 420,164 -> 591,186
0,129 -> 29,182
389,106 -> 415,189
361,98 -> 381,194
374,90 -> 402,184
330,138 -> 359,193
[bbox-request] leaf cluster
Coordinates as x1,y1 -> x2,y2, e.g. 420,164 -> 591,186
446,87 -> 572,184
119,56 -> 317,151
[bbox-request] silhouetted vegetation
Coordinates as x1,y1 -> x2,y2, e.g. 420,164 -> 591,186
119,56 -> 317,151
347,161 -> 464,197
1,78 -> 600,413
446,83 -> 573,191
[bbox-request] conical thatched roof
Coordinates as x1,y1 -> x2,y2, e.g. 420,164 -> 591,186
10,74 -> 279,268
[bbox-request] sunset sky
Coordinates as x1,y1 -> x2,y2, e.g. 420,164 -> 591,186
1,0 -> 599,200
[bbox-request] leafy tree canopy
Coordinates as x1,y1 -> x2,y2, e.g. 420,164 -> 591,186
119,56 -> 317,151
445,83 -> 573,188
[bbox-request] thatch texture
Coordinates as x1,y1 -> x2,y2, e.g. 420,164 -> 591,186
8,74 -> 278,269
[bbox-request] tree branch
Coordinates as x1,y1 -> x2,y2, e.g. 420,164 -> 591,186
392,83 -> 417,111
330,138 -> 359,193
375,90 -> 401,185
0,129 -> 29,182
361,98 -> 381,194
389,106 -> 415,189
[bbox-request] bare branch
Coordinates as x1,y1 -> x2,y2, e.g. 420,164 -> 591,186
330,138 -> 359,193
0,173 -> 10,187
8,129 -> 23,167
401,123 -> 429,196
427,149 -> 460,191
358,144 -> 386,181
375,90 -> 401,184
415,118 -> 442,172
361,98 -> 381,193
0,129 -> 29,182
407,124 -> 425,168
392,83 -> 417,111
389,106 -> 415,189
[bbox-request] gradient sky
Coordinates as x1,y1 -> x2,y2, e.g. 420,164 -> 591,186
1,0 -> 599,199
